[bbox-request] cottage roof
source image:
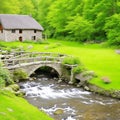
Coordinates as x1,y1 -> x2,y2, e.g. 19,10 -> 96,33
0,14 -> 43,30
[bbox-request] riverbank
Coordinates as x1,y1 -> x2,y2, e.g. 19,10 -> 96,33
0,90 -> 53,120
83,83 -> 120,99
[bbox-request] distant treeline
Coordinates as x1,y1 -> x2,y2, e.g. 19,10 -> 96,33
0,0 -> 120,45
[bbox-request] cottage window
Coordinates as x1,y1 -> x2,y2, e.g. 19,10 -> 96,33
12,29 -> 15,33
19,29 -> 22,33
34,30 -> 37,33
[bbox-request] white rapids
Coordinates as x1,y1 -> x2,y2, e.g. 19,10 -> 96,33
21,81 -> 91,99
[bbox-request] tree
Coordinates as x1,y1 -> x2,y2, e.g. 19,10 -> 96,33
0,0 -> 20,14
65,15 -> 94,42
92,0 -> 119,41
47,0 -> 83,38
104,14 -> 120,45
19,0 -> 35,15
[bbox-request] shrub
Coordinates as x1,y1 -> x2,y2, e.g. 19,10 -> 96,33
0,63 -> 13,87
62,56 -> 80,65
12,69 -> 28,82
73,66 -> 84,74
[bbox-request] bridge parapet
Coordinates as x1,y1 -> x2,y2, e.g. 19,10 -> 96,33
1,52 -> 67,58
1,52 -> 67,67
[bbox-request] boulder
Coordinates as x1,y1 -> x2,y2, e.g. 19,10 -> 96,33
9,84 -> 20,91
15,90 -> 25,97
84,86 -> 90,91
58,79 -> 62,83
54,108 -> 64,115
101,76 -> 111,84
3,87 -> 14,93
68,81 -> 74,85
27,45 -> 33,50
115,49 -> 120,54
75,71 -> 96,82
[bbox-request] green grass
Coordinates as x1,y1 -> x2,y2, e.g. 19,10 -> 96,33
0,39 -> 120,90
0,90 -> 53,120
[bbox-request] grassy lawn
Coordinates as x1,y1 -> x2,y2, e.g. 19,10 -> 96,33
0,90 -> 53,120
0,39 -> 120,90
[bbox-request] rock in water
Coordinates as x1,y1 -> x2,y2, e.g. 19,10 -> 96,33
54,108 -> 64,115
9,84 -> 20,91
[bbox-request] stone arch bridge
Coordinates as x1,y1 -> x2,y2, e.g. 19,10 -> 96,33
1,52 -> 77,82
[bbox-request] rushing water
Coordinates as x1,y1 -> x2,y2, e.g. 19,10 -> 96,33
19,74 -> 120,120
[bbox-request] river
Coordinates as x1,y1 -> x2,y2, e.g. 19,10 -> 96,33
19,74 -> 120,120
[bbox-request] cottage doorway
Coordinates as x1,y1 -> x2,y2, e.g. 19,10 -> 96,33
19,37 -> 22,42
32,36 -> 36,40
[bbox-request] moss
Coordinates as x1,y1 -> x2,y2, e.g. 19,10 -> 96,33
12,69 -> 28,82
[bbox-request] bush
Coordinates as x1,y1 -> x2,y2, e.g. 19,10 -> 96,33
12,69 -> 28,82
62,56 -> 80,65
65,15 -> 94,42
0,63 -> 13,87
73,66 -> 84,74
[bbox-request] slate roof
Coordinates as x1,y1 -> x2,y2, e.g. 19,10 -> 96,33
0,14 -> 43,30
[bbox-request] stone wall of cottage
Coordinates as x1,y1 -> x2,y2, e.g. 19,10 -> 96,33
0,30 -> 5,40
0,29 -> 42,42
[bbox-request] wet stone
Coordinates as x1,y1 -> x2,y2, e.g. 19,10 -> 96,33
54,108 -> 64,115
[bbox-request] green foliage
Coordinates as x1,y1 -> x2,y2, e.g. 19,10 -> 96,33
12,69 -> 28,82
104,14 -> 120,45
73,66 -> 84,74
0,63 -> 13,87
47,0 -> 84,38
62,57 -> 80,65
46,0 -> 120,44
65,15 -> 94,42
0,0 -> 20,14
19,0 -> 35,15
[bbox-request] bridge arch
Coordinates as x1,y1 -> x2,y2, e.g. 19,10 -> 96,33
31,66 -> 59,78
27,63 -> 62,77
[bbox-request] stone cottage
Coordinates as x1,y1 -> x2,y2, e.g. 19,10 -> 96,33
0,14 -> 43,42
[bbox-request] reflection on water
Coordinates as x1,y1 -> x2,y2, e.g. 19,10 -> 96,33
19,75 -> 120,120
